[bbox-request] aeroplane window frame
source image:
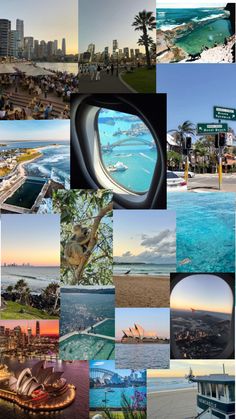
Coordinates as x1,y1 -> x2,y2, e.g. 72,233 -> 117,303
170,273 -> 235,360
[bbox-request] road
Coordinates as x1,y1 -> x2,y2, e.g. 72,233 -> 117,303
187,173 -> 236,192
78,71 -> 131,93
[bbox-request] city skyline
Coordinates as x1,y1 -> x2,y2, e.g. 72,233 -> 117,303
113,210 -> 176,264
1,214 -> 60,266
79,0 -> 155,52
171,274 -> 233,314
0,320 -> 59,335
0,0 -> 77,54
115,308 -> 170,340
148,360 -> 235,378
0,120 -> 70,142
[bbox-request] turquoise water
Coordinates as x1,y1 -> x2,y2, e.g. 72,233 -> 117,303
93,319 -> 115,337
176,19 -> 232,54
98,109 -> 157,193
60,334 -> 115,360
90,386 -> 146,409
168,193 -> 235,272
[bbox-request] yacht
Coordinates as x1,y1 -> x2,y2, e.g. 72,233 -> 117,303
107,162 -> 128,172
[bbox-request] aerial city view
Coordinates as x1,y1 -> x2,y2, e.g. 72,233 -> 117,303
60,287 -> 115,360
78,0 -> 156,93
0,120 -> 70,213
156,3 -> 235,63
170,274 -> 234,359
89,360 -> 146,417
0,0 -> 78,120
1,214 -> 60,319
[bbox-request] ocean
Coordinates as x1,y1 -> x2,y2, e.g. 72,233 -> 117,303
90,386 -> 147,409
148,377 -> 197,393
113,263 -> 175,275
98,109 -> 157,193
157,8 -> 232,54
168,193 -> 235,272
36,62 -> 78,75
1,266 -> 60,293
115,344 -> 170,370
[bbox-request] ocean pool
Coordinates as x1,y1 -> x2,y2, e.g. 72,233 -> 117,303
60,334 -> 115,360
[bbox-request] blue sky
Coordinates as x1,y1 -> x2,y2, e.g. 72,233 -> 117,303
157,2 -> 226,7
0,120 -> 70,141
115,308 -> 170,339
79,0 -> 155,52
157,64 -> 236,133
90,360 -> 145,377
113,210 -> 176,264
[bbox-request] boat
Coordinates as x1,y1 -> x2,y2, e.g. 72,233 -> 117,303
187,368 -> 235,418
107,161 -> 128,172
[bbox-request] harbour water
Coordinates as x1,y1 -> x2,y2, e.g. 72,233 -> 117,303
1,266 -> 60,293
115,344 -> 170,370
90,385 -> 147,409
168,193 -> 235,272
148,377 -> 197,393
113,263 -> 175,275
36,62 -> 78,75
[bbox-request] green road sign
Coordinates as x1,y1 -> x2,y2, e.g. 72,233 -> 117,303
214,106 -> 236,121
197,123 -> 228,134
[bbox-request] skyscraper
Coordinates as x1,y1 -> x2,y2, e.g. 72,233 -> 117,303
62,38 -> 66,56
53,40 -> 58,55
10,30 -> 20,58
36,321 -> 40,338
16,19 -> 24,48
0,19 -> 11,57
112,40 -> 118,55
123,47 -> 129,58
87,43 -> 95,62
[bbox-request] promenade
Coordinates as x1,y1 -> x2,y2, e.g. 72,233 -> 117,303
78,71 -> 131,93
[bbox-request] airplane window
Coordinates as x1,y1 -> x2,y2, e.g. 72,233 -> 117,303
170,274 -> 234,359
97,108 -> 158,193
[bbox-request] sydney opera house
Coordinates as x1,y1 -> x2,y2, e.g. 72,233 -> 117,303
121,323 -> 169,343
0,361 -> 76,411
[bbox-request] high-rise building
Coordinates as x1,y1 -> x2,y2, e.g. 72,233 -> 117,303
34,40 -> 39,58
135,49 -> 140,57
62,38 -> 66,55
38,40 -> 47,59
10,30 -> 20,58
0,19 -> 11,57
112,40 -> 118,55
24,36 -> 34,60
123,47 -> 129,58
130,49 -> 134,60
47,41 -> 54,58
36,321 -> 40,338
16,19 -> 24,50
87,43 -> 95,62
104,46 -> 109,63
53,40 -> 58,55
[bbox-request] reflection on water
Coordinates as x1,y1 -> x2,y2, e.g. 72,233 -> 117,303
115,344 -> 170,370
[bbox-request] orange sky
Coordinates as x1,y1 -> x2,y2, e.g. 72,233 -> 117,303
0,320 -> 59,335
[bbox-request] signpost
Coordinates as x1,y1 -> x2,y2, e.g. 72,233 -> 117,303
197,123 -> 228,134
214,106 -> 236,121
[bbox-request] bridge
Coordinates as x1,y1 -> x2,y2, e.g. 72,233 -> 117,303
102,138 -> 154,150
90,368 -> 122,380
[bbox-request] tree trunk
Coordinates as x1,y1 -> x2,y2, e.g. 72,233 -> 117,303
143,25 -> 151,68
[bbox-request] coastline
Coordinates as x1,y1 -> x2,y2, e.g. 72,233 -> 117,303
113,275 -> 170,307
148,388 -> 197,419
148,387 -> 197,395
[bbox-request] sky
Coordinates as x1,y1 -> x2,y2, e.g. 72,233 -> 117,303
115,308 -> 170,340
1,214 -> 60,266
0,320 -> 59,335
90,360 -> 145,377
157,64 -> 236,135
170,274 -> 233,314
147,360 -> 235,378
113,210 -> 176,264
157,2 -> 227,7
0,120 -> 70,142
1,0 -> 78,54
79,0 -> 156,53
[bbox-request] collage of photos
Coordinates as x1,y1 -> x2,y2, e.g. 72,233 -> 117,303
0,0 -> 235,418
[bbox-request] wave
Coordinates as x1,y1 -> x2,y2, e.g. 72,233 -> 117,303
159,23 -> 186,31
139,152 -> 155,162
38,154 -> 69,164
191,13 -> 226,23
114,153 -> 133,157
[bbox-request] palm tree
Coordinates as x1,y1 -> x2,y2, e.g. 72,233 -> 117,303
14,279 -> 30,305
132,10 -> 156,68
169,121 -> 196,147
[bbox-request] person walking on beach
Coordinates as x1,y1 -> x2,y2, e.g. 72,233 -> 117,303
96,64 -> 101,81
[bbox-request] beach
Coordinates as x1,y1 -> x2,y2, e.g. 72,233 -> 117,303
113,275 -> 170,307
148,388 -> 197,419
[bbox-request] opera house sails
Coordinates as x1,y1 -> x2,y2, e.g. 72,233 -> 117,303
121,323 -> 169,343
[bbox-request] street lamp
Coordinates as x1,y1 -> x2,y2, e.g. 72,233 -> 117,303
116,48 -> 119,77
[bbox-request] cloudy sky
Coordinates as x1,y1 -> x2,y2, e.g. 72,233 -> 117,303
113,210 -> 176,264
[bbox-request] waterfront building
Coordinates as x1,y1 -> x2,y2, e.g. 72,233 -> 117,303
112,39 -> 118,55
10,30 -> 20,57
62,38 -> 66,56
0,19 -> 11,57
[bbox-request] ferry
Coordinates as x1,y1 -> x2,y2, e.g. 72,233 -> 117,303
186,368 -> 235,419
107,162 -> 128,172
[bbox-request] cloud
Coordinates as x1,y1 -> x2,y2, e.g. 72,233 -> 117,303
122,251 -> 133,257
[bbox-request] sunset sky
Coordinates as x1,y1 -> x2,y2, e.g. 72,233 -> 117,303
147,360 -> 235,378
0,120 -> 70,142
170,274 -> 233,314
114,210 -> 176,264
1,214 -> 60,266
1,0 -> 78,54
0,320 -> 59,335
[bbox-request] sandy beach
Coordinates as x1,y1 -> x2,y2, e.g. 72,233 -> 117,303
113,275 -> 170,307
148,388 -> 197,419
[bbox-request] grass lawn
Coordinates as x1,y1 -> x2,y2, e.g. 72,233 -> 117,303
121,67 -> 156,93
0,301 -> 58,320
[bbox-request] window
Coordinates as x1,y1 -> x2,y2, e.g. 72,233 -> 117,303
217,384 -> 225,400
97,109 -> 157,194
228,385 -> 235,402
211,383 -> 217,398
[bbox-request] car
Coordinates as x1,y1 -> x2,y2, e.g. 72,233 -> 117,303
173,169 -> 195,178
167,171 -> 187,192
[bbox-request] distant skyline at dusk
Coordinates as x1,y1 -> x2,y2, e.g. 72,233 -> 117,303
148,360 -> 235,378
1,215 -> 60,266
171,274 -> 233,314
0,120 -> 70,142
79,0 -> 155,52
0,0 -> 78,54
0,320 -> 59,335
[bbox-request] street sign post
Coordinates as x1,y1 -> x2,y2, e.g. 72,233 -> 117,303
214,106 -> 236,121
197,123 -> 228,134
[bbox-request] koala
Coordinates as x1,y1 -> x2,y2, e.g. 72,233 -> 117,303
64,224 -> 91,266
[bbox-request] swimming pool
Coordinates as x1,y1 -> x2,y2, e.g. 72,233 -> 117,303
168,193 -> 235,272
92,319 -> 115,337
5,178 -> 46,208
60,334 -> 115,360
